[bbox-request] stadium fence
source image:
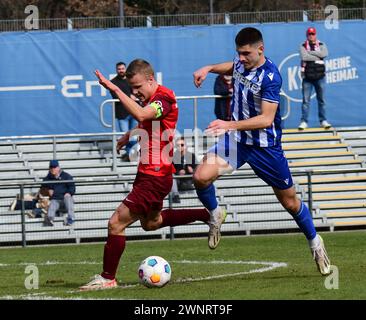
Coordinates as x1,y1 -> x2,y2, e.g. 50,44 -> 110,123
0,171 -> 313,247
0,8 -> 365,32
2,167 -> 366,247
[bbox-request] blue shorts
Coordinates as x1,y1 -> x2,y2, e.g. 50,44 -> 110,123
208,133 -> 293,190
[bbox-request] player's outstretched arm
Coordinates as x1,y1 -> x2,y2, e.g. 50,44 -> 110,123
193,66 -> 212,88
193,62 -> 233,88
206,101 -> 277,136
95,70 -> 153,122
95,70 -> 118,91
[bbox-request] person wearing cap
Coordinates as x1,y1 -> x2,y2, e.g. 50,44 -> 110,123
298,27 -> 331,130
42,160 -> 76,227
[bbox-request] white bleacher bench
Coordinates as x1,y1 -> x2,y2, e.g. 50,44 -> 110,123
1,127 -> 366,245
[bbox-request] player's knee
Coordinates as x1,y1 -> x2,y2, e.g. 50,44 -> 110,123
141,224 -> 152,231
193,170 -> 212,188
141,221 -> 159,231
283,198 -> 300,215
108,216 -> 125,234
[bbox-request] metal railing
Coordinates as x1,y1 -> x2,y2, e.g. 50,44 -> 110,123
0,93 -> 291,175
0,132 -> 122,176
3,167 -> 366,247
99,94 -> 291,162
0,171 -> 308,247
1,8 -> 365,32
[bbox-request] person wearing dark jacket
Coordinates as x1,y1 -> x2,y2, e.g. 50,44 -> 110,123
298,27 -> 331,130
213,74 -> 233,121
110,62 -> 138,160
42,160 -> 75,227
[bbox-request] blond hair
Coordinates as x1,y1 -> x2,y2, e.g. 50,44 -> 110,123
126,59 -> 155,79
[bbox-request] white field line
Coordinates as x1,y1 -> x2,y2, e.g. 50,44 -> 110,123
0,292 -> 125,300
0,260 -> 287,300
0,261 -> 101,267
171,260 -> 287,283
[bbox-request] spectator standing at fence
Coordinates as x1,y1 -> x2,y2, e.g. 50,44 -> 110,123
298,27 -> 331,130
109,62 -> 138,160
214,74 -> 233,121
193,27 -> 331,276
43,160 -> 75,227
80,59 -> 212,291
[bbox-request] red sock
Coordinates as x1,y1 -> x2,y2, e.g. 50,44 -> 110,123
160,208 -> 210,227
101,234 -> 126,280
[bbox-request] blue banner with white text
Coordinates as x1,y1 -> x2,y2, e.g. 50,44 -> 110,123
0,20 -> 365,136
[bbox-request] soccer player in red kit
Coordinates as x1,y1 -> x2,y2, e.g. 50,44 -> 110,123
80,59 -> 210,290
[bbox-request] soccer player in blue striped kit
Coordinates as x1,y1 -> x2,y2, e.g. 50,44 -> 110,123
193,27 -> 331,275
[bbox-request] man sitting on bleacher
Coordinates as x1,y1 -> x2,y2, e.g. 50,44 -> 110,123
42,160 -> 76,227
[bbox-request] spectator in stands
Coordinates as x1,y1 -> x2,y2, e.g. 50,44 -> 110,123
109,62 -> 138,161
213,75 -> 233,121
171,137 -> 198,203
193,27 -> 331,275
9,189 -> 50,218
298,27 -> 331,130
42,160 -> 76,227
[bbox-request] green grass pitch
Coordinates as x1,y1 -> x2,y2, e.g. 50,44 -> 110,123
0,231 -> 365,300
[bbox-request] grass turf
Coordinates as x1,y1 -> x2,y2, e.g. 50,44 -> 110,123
0,230 -> 365,300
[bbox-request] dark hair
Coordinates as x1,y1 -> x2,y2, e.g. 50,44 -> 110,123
126,59 -> 154,79
116,61 -> 126,67
235,27 -> 263,47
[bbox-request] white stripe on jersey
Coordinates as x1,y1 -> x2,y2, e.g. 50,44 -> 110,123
259,129 -> 268,147
244,130 -> 253,145
272,122 -> 277,140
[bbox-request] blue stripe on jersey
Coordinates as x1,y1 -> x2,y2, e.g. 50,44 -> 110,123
238,82 -> 246,145
247,90 -> 260,145
224,132 -> 229,157
268,110 -> 282,146
276,118 -> 282,142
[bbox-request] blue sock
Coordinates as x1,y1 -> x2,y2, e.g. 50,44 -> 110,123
196,184 -> 218,211
293,202 -> 317,240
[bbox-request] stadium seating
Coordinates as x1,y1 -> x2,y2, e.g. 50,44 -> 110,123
1,126 -> 366,245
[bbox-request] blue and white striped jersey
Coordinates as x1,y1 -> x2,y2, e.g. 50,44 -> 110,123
231,55 -> 282,147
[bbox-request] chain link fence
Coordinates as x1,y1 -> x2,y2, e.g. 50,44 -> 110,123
1,8 -> 365,32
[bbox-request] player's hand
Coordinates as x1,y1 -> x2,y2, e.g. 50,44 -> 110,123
116,134 -> 130,154
193,66 -> 211,88
205,119 -> 233,136
95,70 -> 115,91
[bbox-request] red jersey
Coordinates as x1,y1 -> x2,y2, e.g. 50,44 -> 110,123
137,85 -> 178,176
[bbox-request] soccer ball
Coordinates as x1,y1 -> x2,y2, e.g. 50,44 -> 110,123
138,256 -> 172,288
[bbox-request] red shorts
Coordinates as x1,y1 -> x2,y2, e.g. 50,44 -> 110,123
122,172 -> 173,216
